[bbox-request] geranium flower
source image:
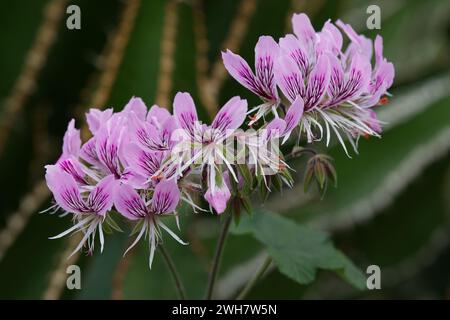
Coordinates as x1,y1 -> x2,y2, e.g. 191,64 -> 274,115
114,180 -> 186,268
45,165 -> 116,256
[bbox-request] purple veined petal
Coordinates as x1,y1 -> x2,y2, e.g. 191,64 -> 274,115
370,36 -> 394,93
161,116 -> 178,149
123,96 -> 148,119
291,13 -> 316,52
274,55 -> 305,102
121,167 -> 143,185
147,104 -> 171,128
95,121 -> 124,178
364,60 -> 395,107
57,157 -> 87,185
173,92 -> 199,137
87,175 -> 116,216
114,183 -> 149,220
326,52 -> 371,107
211,96 -> 248,134
204,182 -> 231,214
86,108 -> 113,134
120,167 -> 149,189
304,54 -> 330,111
124,143 -> 165,180
348,52 -> 372,93
80,137 -> 103,168
95,126 -> 121,178
221,50 -> 264,98
151,180 -> 180,215
326,54 -> 345,103
45,165 -> 89,214
279,34 -> 309,78
129,112 -> 167,152
254,36 -> 279,101
62,119 -> 81,158
283,96 -> 304,139
265,117 -> 286,140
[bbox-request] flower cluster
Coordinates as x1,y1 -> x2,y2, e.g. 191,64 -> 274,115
44,13 -> 394,267
223,13 -> 394,154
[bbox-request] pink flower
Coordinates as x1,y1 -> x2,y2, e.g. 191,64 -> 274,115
168,92 -> 247,212
114,180 -> 186,268
45,164 -> 116,256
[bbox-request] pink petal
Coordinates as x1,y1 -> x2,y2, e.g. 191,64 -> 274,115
254,35 -> 279,100
265,117 -> 286,139
365,61 -> 394,106
320,20 -> 342,54
283,96 -> 304,136
326,54 -> 345,102
120,167 -> 149,189
151,180 -> 180,214
292,13 -> 316,50
326,52 -> 371,107
161,116 -> 179,149
173,92 -> 198,136
86,108 -> 113,134
123,96 -> 148,119
147,104 -> 171,127
374,35 -> 384,68
304,54 -> 330,110
87,175 -> 116,216
336,19 -> 361,45
211,96 -> 247,133
337,20 -> 373,59
45,165 -> 88,214
62,119 -> 81,158
274,55 -> 304,102
129,112 -> 167,151
221,50 -> 261,97
95,118 -> 126,178
279,34 -> 308,78
80,137 -> 103,168
124,143 -> 165,180
57,158 -> 87,185
114,183 -> 148,220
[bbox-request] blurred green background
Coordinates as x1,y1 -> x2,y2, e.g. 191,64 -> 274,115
0,0 -> 449,299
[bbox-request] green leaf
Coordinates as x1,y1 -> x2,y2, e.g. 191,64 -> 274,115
231,210 -> 366,289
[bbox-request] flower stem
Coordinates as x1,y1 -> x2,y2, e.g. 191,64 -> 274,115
159,244 -> 187,300
236,256 -> 272,300
205,213 -> 233,299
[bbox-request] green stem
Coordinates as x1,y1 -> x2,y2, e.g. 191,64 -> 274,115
159,244 -> 187,300
205,213 -> 233,299
236,256 -> 272,300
